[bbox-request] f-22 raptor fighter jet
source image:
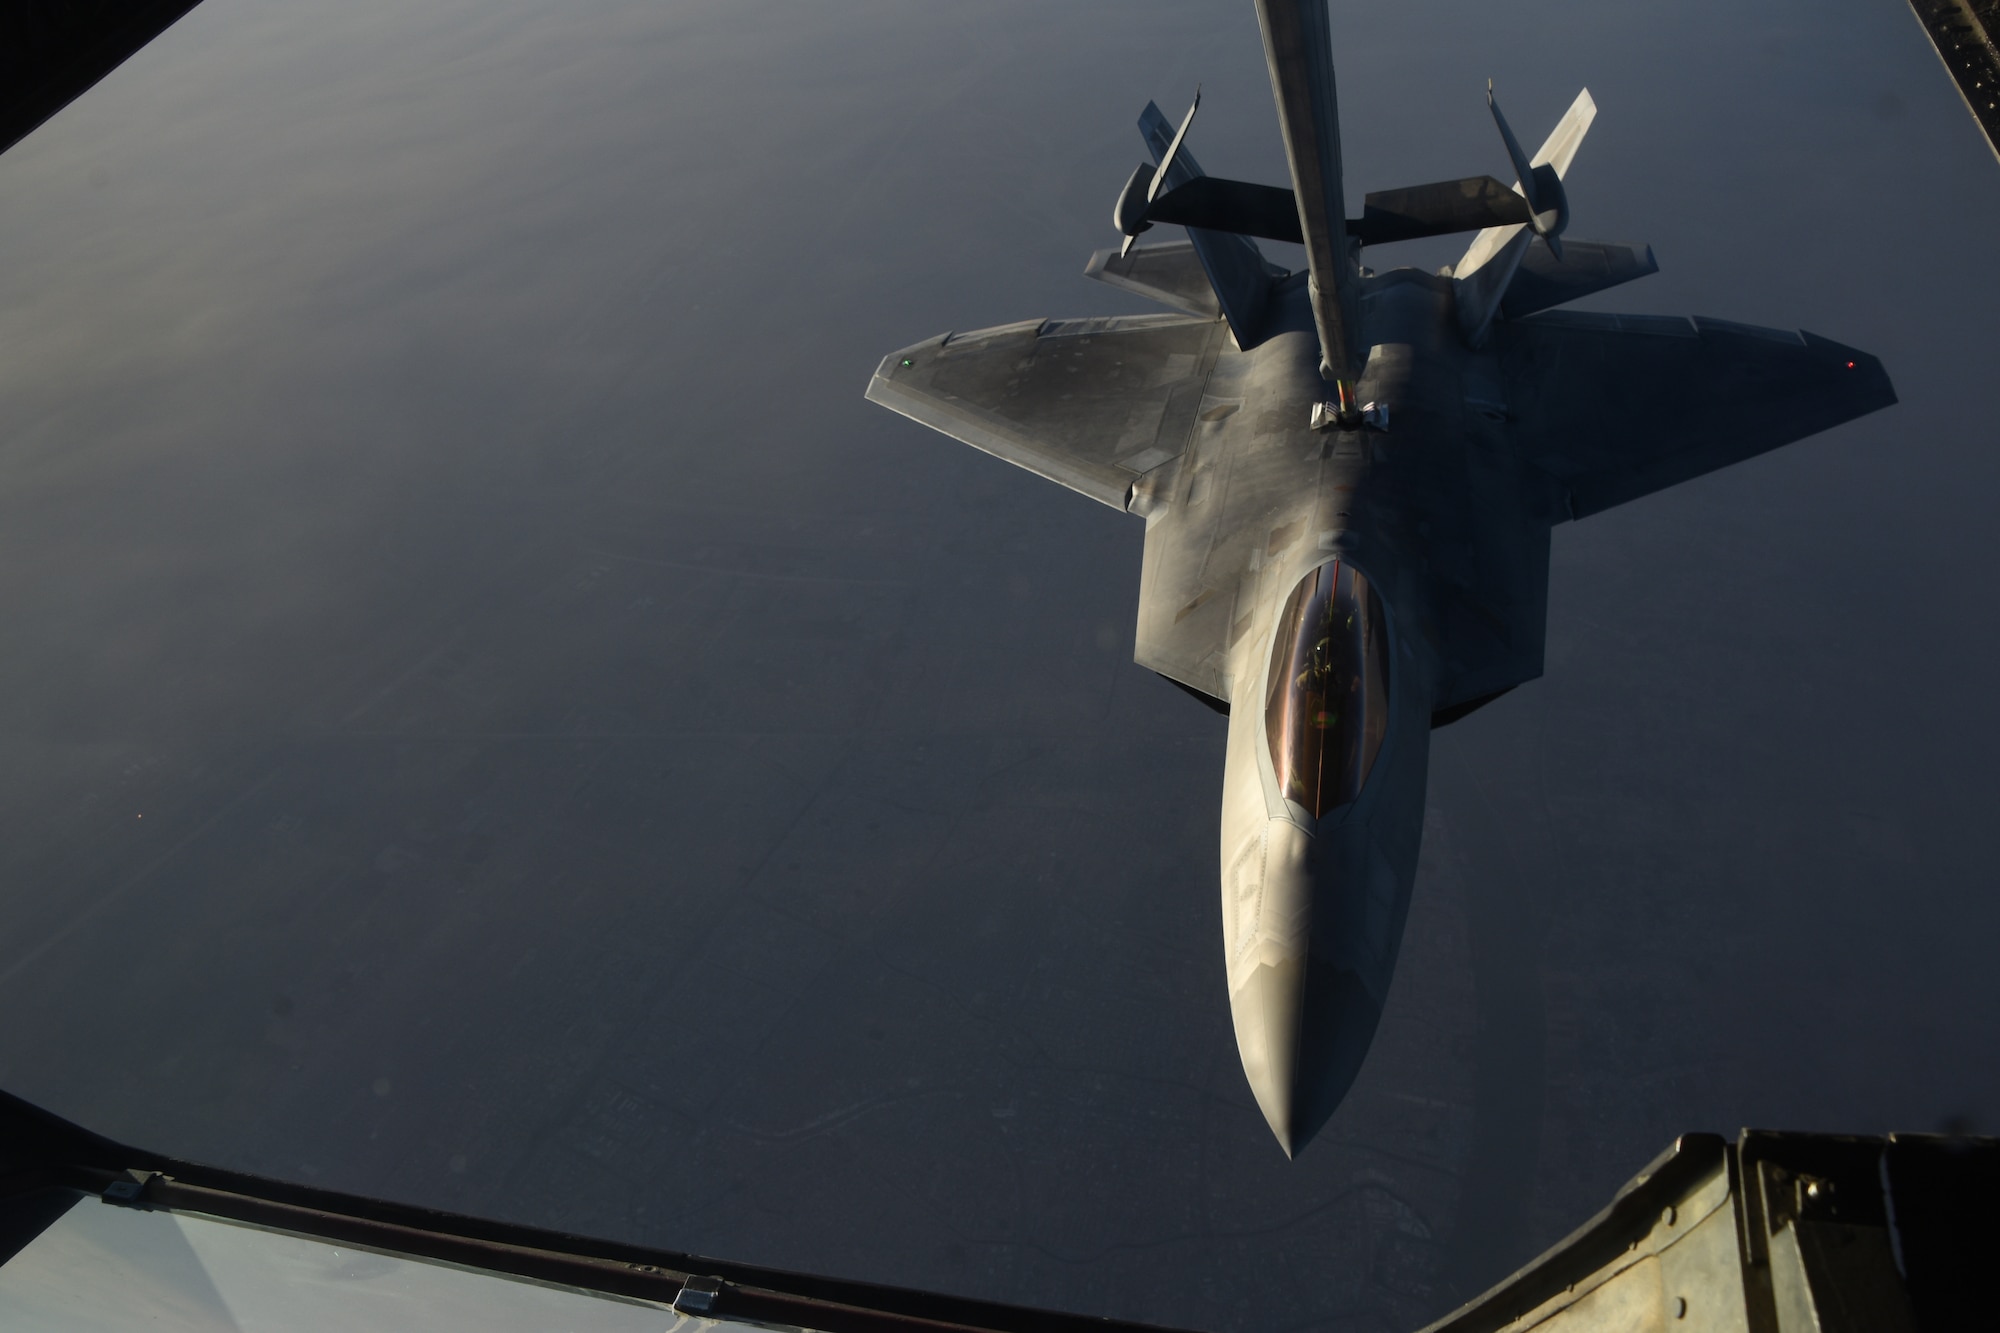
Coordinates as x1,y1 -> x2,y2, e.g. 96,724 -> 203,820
866,1 -> 1896,1156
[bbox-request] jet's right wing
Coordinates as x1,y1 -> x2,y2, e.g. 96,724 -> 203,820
1499,310 -> 1897,520
867,313 -> 1227,510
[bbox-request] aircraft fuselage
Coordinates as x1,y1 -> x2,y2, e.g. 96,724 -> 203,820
1132,267 -> 1551,1150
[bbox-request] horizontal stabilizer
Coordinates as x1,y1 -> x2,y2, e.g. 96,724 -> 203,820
866,313 -> 1226,510
1502,310 -> 1896,519
1500,238 -> 1657,319
1085,242 -> 1222,319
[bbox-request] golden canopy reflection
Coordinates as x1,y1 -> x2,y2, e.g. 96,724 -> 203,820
1263,560 -> 1390,818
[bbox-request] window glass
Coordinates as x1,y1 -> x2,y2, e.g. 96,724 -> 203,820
0,1197 -> 686,1333
1263,561 -> 1391,817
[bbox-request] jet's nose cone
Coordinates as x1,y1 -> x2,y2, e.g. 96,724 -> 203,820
1229,957 -> 1305,1157
1230,954 -> 1380,1158
1223,817 -> 1399,1157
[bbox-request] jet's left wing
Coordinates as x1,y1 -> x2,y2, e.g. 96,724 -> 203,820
1499,310 -> 1897,520
867,313 -> 1226,510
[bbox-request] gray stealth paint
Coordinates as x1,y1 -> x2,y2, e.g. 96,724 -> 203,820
867,0 -> 1894,1156
0,0 -> 1991,1326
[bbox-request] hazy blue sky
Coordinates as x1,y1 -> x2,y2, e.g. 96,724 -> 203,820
0,2 -> 1994,1329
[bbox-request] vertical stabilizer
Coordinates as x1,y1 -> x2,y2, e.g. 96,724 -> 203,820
1137,103 -> 1285,348
1253,0 -> 1359,409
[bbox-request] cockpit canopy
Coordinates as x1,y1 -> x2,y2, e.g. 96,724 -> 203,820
1264,560 -> 1391,818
